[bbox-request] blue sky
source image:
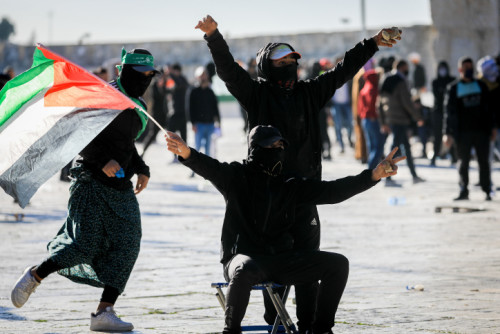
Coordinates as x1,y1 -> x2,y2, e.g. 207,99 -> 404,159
2,0 -> 431,45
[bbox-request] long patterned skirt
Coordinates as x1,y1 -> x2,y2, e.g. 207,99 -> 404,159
47,166 -> 141,294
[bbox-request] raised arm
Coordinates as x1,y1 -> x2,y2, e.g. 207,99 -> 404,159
165,131 -> 232,194
297,147 -> 406,206
309,28 -> 402,108
195,15 -> 258,110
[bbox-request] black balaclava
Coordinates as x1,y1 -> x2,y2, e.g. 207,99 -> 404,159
119,64 -> 152,98
269,63 -> 298,90
248,146 -> 285,177
247,125 -> 288,177
464,68 -> 474,80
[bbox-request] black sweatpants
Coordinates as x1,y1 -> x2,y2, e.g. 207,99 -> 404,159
222,250 -> 349,334
457,131 -> 491,194
264,204 -> 321,332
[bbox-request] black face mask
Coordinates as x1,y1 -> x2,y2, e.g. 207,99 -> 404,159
402,70 -> 409,77
248,146 -> 286,177
119,66 -> 153,98
269,63 -> 298,90
464,69 -> 474,80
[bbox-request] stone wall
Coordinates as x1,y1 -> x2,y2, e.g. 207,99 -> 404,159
3,1 -> 500,91
0,25 -> 435,89
430,0 -> 500,72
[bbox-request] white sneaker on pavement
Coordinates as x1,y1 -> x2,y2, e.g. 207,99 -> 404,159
90,306 -> 134,332
11,266 -> 40,308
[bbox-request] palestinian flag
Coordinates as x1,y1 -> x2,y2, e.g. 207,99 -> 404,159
0,44 -> 143,208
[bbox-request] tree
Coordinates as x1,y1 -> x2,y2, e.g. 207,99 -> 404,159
0,17 -> 15,42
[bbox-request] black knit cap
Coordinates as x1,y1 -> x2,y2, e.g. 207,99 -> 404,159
248,125 -> 288,148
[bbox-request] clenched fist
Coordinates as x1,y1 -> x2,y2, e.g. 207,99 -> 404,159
195,15 -> 218,37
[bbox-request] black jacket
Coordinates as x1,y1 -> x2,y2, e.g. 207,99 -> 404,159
204,30 -> 378,180
78,81 -> 150,189
431,62 -> 455,115
189,86 -> 221,124
444,79 -> 494,137
170,74 -> 189,119
181,148 -> 377,264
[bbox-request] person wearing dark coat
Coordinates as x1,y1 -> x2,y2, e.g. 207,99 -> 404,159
444,57 -> 495,201
195,15 -> 401,332
430,61 -> 456,166
11,48 -> 156,332
141,69 -> 169,158
165,125 -> 405,334
167,63 -> 189,142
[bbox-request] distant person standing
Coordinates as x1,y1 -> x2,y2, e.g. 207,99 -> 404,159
409,52 -> 426,93
167,63 -> 189,142
331,58 -> 354,153
477,56 -> 500,172
241,58 -> 258,133
430,61 -> 456,166
379,59 -> 425,186
358,69 -> 384,170
444,56 -> 495,201
141,67 -> 169,158
318,58 -> 334,160
189,66 -> 221,157
351,58 -> 376,164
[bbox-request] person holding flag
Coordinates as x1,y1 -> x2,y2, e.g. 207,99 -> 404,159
9,47 -> 158,332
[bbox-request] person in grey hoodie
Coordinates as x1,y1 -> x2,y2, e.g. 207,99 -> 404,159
379,59 -> 425,186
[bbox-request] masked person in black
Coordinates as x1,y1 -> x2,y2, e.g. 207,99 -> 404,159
444,56 -> 495,201
165,125 -> 405,334
11,48 -> 157,332
430,61 -> 457,166
195,15 -> 402,332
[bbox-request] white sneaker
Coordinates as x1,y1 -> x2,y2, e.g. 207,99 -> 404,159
90,306 -> 134,332
11,266 -> 40,308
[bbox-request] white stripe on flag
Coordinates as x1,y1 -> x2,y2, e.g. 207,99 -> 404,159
0,107 -> 123,207
0,91 -> 74,175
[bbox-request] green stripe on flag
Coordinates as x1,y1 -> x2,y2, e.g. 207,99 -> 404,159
0,48 -> 54,129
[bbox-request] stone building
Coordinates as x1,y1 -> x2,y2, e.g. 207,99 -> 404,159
1,0 -> 499,97
431,0 -> 500,72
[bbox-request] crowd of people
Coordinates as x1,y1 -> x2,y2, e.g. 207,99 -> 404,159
307,51 -> 499,200
3,14 -> 499,334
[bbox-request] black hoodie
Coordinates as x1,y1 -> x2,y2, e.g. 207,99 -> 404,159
180,148 -> 377,264
431,61 -> 455,114
204,30 -> 378,181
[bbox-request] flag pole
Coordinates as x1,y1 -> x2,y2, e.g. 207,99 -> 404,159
136,108 -> 169,137
135,108 -> 180,151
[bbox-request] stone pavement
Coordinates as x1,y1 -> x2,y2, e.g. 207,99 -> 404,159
1,101 -> 499,334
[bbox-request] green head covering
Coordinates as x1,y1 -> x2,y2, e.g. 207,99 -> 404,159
116,47 -> 158,73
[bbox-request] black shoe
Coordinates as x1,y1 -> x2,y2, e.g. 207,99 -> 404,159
413,176 -> 425,184
385,178 -> 402,187
485,194 -> 492,201
454,191 -> 469,201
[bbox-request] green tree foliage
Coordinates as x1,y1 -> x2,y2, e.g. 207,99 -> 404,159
0,17 -> 15,42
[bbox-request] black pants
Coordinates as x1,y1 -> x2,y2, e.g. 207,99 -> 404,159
264,205 -> 321,332
222,251 -> 349,334
36,258 -> 120,304
391,124 -> 418,177
457,131 -> 491,194
167,115 -> 187,142
141,123 -> 161,157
